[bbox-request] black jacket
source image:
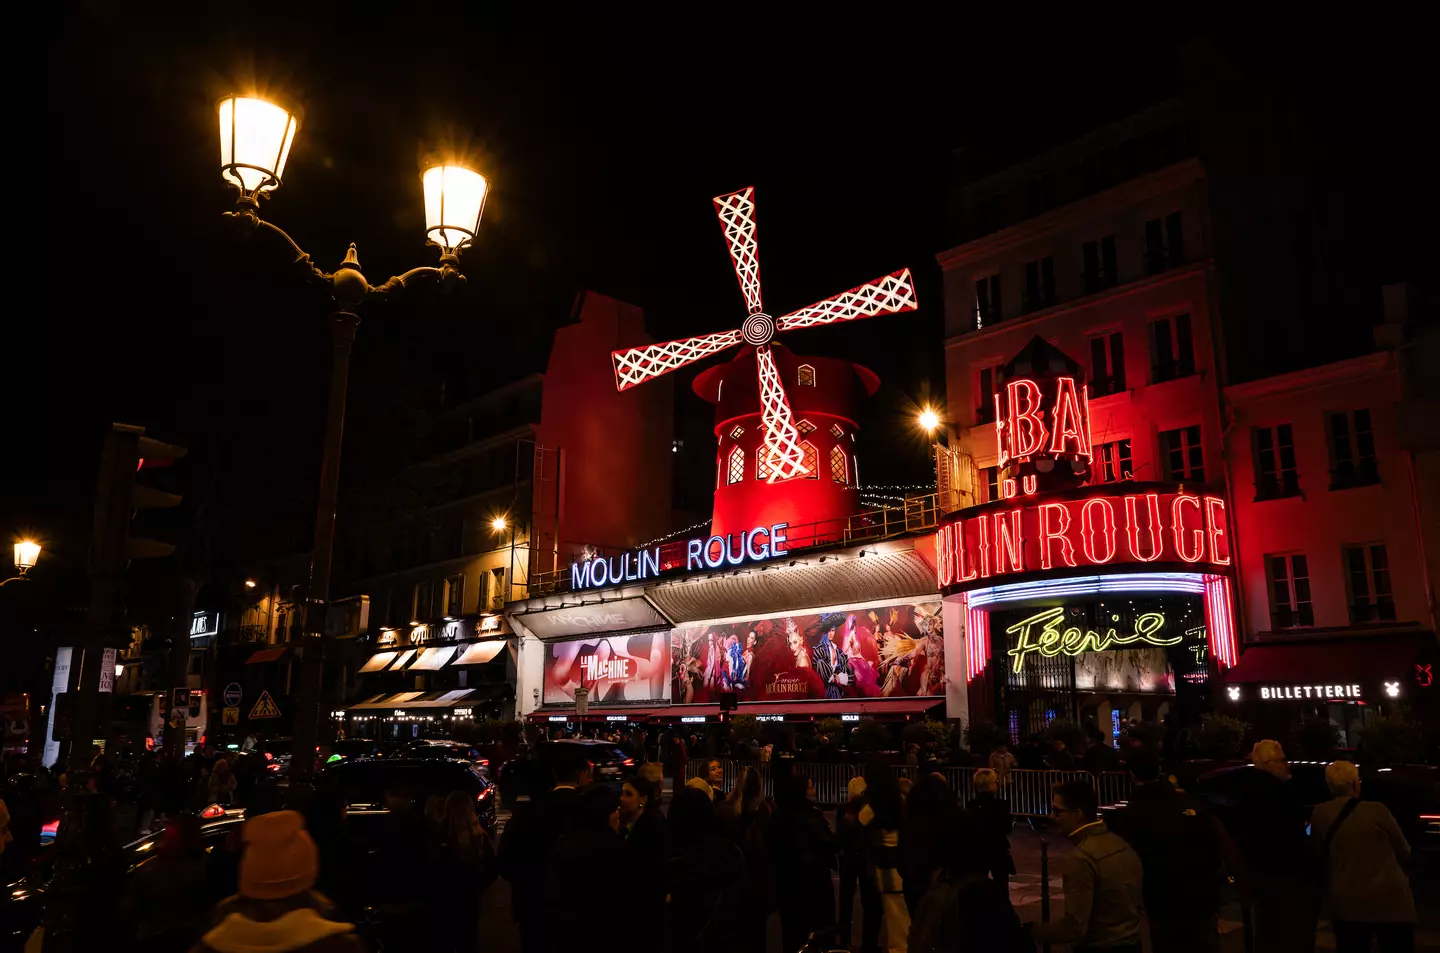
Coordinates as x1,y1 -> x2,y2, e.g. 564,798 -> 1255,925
497,786 -> 583,922
768,801 -> 836,915
666,835 -> 748,953
1224,769 -> 1313,880
1111,779 -> 1224,915
965,793 -> 1015,875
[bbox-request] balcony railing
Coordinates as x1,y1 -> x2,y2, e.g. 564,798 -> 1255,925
528,495 -> 942,598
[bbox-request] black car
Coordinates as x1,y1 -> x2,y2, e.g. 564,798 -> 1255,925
320,757 -> 498,830
497,740 -> 636,803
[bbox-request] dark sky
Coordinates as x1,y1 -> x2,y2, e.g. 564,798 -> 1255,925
6,8 -> 1425,596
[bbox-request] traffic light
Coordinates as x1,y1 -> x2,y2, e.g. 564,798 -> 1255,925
90,422 -> 187,574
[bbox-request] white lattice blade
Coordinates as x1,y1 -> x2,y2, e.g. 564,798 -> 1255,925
775,268 -> 917,331
713,187 -> 764,314
611,329 -> 743,391
754,346 -> 809,481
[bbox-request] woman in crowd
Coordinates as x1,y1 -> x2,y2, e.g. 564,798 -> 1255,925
666,787 -> 747,953
899,773 -> 959,914
721,766 -> 774,952
206,756 -> 236,807
432,789 -> 497,953
547,785 -> 633,953
770,775 -> 837,953
965,767 -> 1015,893
907,813 -> 1028,952
621,773 -> 669,953
837,776 -> 882,953
861,763 -> 908,953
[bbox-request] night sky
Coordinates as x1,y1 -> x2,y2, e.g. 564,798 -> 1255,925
5,10 -> 1426,606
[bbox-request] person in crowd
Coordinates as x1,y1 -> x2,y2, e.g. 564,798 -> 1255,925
189,810 -> 365,953
705,758 -> 727,801
306,785 -> 357,916
860,763 -> 908,953
1227,740 -> 1318,953
120,815 -> 211,952
1310,760 -> 1416,953
1030,779 -> 1143,953
1081,727 -> 1120,773
1047,737 -> 1076,769
720,766 -> 774,951
988,743 -> 1016,782
208,756 -> 237,807
666,786 -> 747,953
620,770 -> 669,953
965,768 -> 1015,893
497,745 -> 592,953
907,812 -> 1029,953
1110,747 -> 1230,953
670,732 -> 688,783
0,796 -> 12,863
431,790 -> 496,953
900,773 -> 959,914
637,760 -> 665,797
770,775 -> 837,953
685,776 -> 715,801
546,785 -> 631,953
424,794 -> 447,835
837,776 -> 882,953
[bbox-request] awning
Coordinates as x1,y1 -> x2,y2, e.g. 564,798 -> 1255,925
652,705 -> 721,722
452,641 -> 507,665
738,697 -> 943,719
349,691 -> 426,710
246,647 -> 289,664
407,646 -> 457,671
1224,634 -> 1429,684
527,706 -> 657,722
388,649 -> 417,671
346,693 -> 390,710
358,651 -> 399,673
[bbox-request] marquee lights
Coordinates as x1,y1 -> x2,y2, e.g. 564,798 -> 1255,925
1006,606 -> 1181,674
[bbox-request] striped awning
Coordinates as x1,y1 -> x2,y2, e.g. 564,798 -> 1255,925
358,651 -> 399,673
452,641 -> 507,665
407,646 -> 457,671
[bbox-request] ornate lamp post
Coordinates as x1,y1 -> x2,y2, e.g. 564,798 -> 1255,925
215,94 -> 488,784
1,539 -> 41,586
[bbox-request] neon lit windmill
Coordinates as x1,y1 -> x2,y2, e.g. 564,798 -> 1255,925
611,187 -> 917,482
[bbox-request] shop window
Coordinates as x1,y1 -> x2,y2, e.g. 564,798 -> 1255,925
797,419 -> 816,435
1346,544 -> 1395,623
1149,313 -> 1195,383
974,273 -> 1002,329
445,573 -> 465,617
797,365 -> 816,387
830,423 -> 844,438
1089,332 -> 1126,397
1082,235 -> 1118,294
802,441 -> 819,479
830,445 -> 848,484
1161,425 -> 1204,482
1268,554 -> 1314,629
1254,424 -> 1300,499
729,425 -> 745,440
1022,256 -> 1055,312
1093,439 -> 1132,484
1329,409 -> 1378,489
727,446 -> 745,485
977,364 -> 1005,424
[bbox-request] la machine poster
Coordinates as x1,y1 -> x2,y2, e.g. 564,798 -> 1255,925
671,601 -> 944,705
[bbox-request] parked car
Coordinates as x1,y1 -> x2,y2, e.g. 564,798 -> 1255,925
497,739 -> 636,803
391,739 -> 505,777
320,756 -> 497,830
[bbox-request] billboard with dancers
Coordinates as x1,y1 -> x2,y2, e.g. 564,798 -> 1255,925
670,601 -> 944,704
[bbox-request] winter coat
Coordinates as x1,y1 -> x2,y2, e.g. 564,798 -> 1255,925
190,892 -> 365,953
907,873 -> 1030,953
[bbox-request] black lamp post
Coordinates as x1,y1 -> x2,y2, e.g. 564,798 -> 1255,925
216,95 -> 489,785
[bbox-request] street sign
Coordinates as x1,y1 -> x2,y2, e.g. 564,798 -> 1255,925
249,691 -> 281,719
223,683 -> 242,707
574,687 -> 588,716
222,707 -> 239,726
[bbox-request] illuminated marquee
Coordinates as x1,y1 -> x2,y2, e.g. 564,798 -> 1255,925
687,522 -> 789,570
571,548 -> 662,589
1006,606 -> 1182,673
935,487 -> 1231,591
1259,684 -> 1362,700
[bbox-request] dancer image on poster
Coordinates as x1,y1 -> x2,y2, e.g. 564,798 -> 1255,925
722,634 -> 747,691
842,615 -> 879,696
703,630 -> 725,689
741,631 -> 757,689
915,605 -> 945,696
811,626 -> 853,700
785,618 -> 811,670
877,611 -> 917,697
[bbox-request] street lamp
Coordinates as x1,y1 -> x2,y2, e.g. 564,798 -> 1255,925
215,92 -> 490,784
917,406 -> 941,435
491,516 -> 508,532
2,539 -> 41,586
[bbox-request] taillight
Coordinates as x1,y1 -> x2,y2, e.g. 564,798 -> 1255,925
41,820 -> 59,836
264,752 -> 274,761
476,787 -> 493,801
266,763 -> 280,773
201,803 -> 225,819
622,758 -> 635,767
476,758 -> 489,767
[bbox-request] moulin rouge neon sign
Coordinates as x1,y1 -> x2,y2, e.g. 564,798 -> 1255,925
936,489 -> 1231,589
996,377 -> 1092,467
1006,606 -> 1181,673
570,522 -> 790,590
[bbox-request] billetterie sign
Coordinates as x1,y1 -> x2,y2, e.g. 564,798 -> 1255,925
570,522 -> 789,590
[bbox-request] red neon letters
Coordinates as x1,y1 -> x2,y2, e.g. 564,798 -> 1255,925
994,509 -> 1025,573
1038,503 -> 1077,570
994,377 -> 1094,465
1006,380 -> 1048,456
1124,493 -> 1164,562
1204,496 -> 1231,565
1047,378 -> 1092,458
1080,497 -> 1117,563
1171,494 -> 1204,563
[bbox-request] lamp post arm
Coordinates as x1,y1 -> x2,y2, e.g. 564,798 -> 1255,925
0,575 -> 28,587
367,259 -> 466,301
224,206 -> 330,287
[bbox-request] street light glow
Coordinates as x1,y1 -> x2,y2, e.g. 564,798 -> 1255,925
13,540 -> 40,572
423,164 -> 489,252
491,516 -> 508,532
244,579 -> 257,589
918,406 -> 941,434
218,96 -> 298,196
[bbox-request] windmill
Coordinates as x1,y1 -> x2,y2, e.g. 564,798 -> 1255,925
611,187 -> 917,482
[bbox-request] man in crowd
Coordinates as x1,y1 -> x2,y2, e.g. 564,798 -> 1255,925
1228,740 -> 1317,953
1031,779 -> 1144,953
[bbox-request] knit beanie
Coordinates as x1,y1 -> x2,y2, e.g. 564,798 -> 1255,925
846,776 -> 868,799
239,810 -> 318,900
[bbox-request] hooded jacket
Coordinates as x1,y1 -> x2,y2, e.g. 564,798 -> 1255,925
190,892 -> 366,953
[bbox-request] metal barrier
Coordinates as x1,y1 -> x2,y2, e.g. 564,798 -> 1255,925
683,759 -> 1132,816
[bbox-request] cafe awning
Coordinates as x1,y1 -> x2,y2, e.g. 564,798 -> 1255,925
246,646 -> 290,664
452,641 -> 507,665
358,651 -> 399,673
349,691 -> 425,710
387,649 -> 417,671
407,646 -> 457,671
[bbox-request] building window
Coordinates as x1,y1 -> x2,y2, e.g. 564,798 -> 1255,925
1022,256 -> 1055,312
1329,409 -> 1378,489
1346,544 -> 1395,623
1093,439 -> 1133,484
802,441 -> 819,479
1089,332 -> 1125,397
1082,236 -> 1118,294
1268,554 -> 1314,628
830,446 -> 848,484
487,568 -> 507,610
1254,424 -> 1300,499
756,450 -> 774,482
977,364 -> 1005,424
1161,425 -> 1205,482
974,274 -> 1001,329
797,365 -> 816,387
729,425 -> 745,440
1144,211 -> 1184,274
797,419 -> 816,436
445,573 -> 465,617
1149,314 -> 1195,383
829,423 -> 844,438
980,466 -> 999,502
726,446 -> 745,485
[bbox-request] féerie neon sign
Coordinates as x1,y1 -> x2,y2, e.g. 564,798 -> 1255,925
1006,606 -> 1181,673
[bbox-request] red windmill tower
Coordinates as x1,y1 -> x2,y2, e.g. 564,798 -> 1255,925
611,187 -> 917,538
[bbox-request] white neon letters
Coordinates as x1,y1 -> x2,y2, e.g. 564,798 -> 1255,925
689,522 -> 789,571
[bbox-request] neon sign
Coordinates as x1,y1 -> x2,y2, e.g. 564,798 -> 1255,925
995,377 -> 1093,467
1006,607 -> 1182,673
687,522 -> 789,570
1259,684 -> 1361,700
936,488 -> 1231,591
571,548 -> 661,589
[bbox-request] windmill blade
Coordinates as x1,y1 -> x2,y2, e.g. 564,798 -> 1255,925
754,345 -> 809,482
775,268 -> 917,332
713,187 -> 764,314
611,329 -> 744,391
